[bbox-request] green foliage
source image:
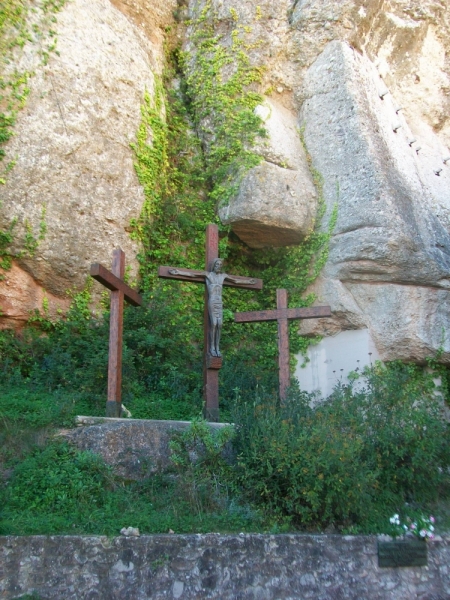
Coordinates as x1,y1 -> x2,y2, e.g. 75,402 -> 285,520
0,438 -> 262,535
128,3 -> 336,402
0,286 -> 205,422
169,419 -> 236,514
4,442 -> 115,516
2,364 -> 449,536
0,218 -> 16,275
232,362 -> 450,532
182,1 -> 266,207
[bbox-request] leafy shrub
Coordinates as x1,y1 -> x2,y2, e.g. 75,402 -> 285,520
169,419 -> 236,514
0,438 -> 261,536
3,442 -> 115,516
233,362 -> 450,531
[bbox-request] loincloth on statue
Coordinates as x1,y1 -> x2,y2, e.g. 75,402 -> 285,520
208,300 -> 223,319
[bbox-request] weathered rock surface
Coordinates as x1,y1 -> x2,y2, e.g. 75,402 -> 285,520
1,533 -> 450,599
196,0 -> 450,361
219,98 -> 317,248
0,0 -> 175,325
2,0 -> 450,363
61,417 -> 231,479
298,40 -> 450,362
0,261 -> 70,328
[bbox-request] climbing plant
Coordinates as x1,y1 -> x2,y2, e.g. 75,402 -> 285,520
128,2 -> 337,411
1,1 -> 337,420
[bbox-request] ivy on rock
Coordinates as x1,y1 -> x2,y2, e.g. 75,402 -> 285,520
130,2 -> 337,410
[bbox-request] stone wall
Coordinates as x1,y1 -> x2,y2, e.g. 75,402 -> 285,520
1,534 -> 449,599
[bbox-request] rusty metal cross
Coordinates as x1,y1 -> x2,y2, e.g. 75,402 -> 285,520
235,289 -> 331,401
90,248 -> 142,417
158,224 -> 262,421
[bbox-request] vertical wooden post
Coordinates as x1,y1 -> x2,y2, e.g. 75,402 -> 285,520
204,224 -> 220,421
235,292 -> 331,403
106,249 -> 125,417
157,224 -> 262,421
276,289 -> 290,402
90,249 -> 142,418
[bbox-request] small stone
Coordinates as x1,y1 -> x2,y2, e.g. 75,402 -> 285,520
169,529 -> 175,534
120,527 -> 140,537
276,86 -> 283,93
121,404 -> 132,418
173,581 -> 184,598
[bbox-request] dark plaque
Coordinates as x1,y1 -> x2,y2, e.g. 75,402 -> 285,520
378,540 -> 428,568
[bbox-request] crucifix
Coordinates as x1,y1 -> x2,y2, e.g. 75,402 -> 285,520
158,224 -> 263,422
235,289 -> 331,402
90,248 -> 142,417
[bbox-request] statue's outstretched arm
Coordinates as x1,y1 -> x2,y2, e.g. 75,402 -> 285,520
224,274 -> 256,285
168,269 -> 206,278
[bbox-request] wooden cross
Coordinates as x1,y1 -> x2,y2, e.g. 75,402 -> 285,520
158,224 -> 263,422
235,289 -> 331,402
90,248 -> 142,417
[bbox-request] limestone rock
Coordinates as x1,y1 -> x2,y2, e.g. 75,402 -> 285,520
0,0 -> 175,325
63,417 -> 231,479
219,98 -> 317,248
0,261 -> 70,329
299,40 -> 450,362
120,526 -> 140,537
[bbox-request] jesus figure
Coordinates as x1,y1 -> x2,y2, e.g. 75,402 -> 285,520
169,258 -> 256,358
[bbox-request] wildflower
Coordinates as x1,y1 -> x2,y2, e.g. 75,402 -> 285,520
389,514 -> 400,525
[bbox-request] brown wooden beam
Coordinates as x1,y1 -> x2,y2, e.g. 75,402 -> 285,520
107,249 -> 125,417
277,289 -> 290,402
90,263 -> 142,306
235,305 -> 331,323
157,224 -> 263,421
234,290 -> 332,402
204,224 -> 220,422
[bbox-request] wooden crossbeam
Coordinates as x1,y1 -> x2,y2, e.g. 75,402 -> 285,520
235,289 -> 331,402
90,263 -> 142,306
158,224 -> 262,421
90,249 -> 142,417
235,305 -> 331,323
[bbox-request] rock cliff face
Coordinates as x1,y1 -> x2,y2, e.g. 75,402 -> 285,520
0,0 -> 176,326
185,0 -> 450,362
1,0 -> 450,362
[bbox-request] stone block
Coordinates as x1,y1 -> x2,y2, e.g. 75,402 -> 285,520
61,417 -> 231,479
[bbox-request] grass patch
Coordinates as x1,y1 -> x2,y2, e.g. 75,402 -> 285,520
0,440 -> 263,536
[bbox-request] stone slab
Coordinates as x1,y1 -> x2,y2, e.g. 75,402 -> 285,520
295,328 -> 381,398
61,418 -> 231,480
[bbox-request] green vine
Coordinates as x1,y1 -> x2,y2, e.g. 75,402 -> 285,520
182,1 -> 266,208
127,3 -> 336,404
